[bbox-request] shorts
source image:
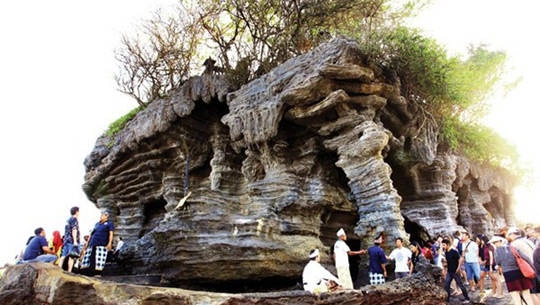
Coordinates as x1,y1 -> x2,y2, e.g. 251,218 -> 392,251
61,243 -> 75,257
465,262 -> 480,281
481,264 -> 495,272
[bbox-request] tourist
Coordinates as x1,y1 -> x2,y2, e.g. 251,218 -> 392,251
20,227 -> 58,263
367,233 -> 387,285
387,237 -> 412,279
80,210 -> 114,276
506,227 -> 540,305
51,230 -> 63,255
453,231 -> 462,249
533,227 -> 540,304
461,231 -> 480,291
442,238 -> 470,303
477,234 -> 500,297
408,241 -> 425,275
302,249 -> 341,294
489,235 -> 505,298
524,225 -> 538,246
421,241 -> 434,264
432,236 -> 444,269
333,228 -> 365,289
59,206 -> 80,272
454,230 -> 468,285
492,235 -> 535,305
113,236 -> 124,261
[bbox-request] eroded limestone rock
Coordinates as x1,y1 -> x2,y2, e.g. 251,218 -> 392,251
82,37 -> 515,289
0,263 -> 446,305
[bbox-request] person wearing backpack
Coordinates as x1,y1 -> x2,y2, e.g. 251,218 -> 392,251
492,235 -> 535,305
506,227 -> 540,305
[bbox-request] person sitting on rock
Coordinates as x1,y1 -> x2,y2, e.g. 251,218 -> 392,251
302,249 -> 342,294
20,227 -> 58,264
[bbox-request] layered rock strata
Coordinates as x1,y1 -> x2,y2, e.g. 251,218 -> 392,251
0,263 -> 446,305
83,37 -> 515,288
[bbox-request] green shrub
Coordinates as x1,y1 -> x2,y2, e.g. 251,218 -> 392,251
356,27 -> 518,173
106,106 -> 142,138
441,117 -> 519,169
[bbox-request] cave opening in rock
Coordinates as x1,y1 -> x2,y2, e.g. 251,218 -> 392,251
191,97 -> 230,128
403,215 -> 430,244
140,198 -> 167,238
320,209 -> 361,286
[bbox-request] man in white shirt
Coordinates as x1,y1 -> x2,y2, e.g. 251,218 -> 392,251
387,237 -> 412,278
461,231 -> 480,291
334,228 -> 366,289
302,249 -> 341,294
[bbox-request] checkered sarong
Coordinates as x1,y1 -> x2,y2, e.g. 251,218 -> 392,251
369,272 -> 386,285
81,246 -> 108,271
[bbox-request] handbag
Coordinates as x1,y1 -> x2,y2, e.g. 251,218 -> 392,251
509,245 -> 536,279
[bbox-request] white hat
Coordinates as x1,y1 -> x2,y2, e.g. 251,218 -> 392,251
309,249 -> 320,258
336,228 -> 346,237
489,236 -> 505,244
507,227 -> 521,235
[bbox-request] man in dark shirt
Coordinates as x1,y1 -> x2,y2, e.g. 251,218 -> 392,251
442,239 -> 470,303
81,210 -> 114,276
22,227 -> 57,263
367,233 -> 387,285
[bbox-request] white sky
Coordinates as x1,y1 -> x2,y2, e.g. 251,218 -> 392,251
0,0 -> 538,265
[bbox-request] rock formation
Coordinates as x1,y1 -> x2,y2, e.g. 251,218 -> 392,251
82,37 -> 515,289
0,263 -> 447,305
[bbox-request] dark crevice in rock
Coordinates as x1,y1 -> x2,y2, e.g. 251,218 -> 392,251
320,210 -> 358,247
403,214 -> 431,242
140,198 -> 167,238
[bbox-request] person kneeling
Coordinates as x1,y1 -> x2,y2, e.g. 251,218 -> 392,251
302,249 -> 343,294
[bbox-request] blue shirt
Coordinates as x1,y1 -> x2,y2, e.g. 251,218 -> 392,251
89,220 -> 114,247
63,216 -> 80,244
368,245 -> 387,274
23,236 -> 48,260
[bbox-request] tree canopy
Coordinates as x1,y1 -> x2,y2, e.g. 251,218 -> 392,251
112,0 -> 519,172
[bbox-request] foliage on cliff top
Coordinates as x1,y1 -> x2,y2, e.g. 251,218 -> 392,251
106,106 -> 142,139
112,0 -> 519,172
115,0 -> 427,106
354,26 -> 519,170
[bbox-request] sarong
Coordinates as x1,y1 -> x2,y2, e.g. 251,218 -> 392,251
81,246 -> 108,271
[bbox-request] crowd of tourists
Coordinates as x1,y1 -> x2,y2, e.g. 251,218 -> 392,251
15,206 -> 120,276
302,226 -> 540,305
15,208 -> 540,304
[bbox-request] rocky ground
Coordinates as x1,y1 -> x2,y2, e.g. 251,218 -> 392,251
446,277 -> 512,305
0,264 -> 517,305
